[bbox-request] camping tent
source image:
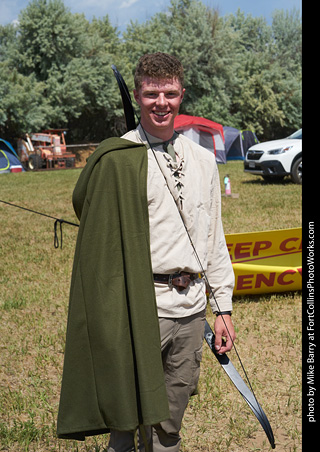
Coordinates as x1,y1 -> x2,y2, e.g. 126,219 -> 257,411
174,114 -> 227,163
0,139 -> 24,173
223,126 -> 259,160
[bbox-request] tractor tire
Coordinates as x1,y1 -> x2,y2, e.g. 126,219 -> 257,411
28,154 -> 43,171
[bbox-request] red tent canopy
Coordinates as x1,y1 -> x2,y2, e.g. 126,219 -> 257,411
174,114 -> 224,142
174,114 -> 226,163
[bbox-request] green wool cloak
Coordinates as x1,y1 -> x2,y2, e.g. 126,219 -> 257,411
57,137 -> 169,440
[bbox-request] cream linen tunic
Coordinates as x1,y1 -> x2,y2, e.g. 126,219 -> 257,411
122,125 -> 234,318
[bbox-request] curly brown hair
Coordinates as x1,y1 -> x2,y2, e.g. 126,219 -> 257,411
134,52 -> 184,90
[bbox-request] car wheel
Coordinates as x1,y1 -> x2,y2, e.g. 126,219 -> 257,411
291,157 -> 302,184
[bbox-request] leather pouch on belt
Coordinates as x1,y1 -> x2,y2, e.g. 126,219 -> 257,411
171,274 -> 192,291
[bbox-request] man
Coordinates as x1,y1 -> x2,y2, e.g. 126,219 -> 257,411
57,52 -> 235,452
110,53 -> 236,450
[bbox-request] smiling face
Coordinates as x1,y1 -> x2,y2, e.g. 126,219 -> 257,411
133,77 -> 185,141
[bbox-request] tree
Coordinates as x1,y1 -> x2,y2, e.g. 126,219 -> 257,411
122,0 -> 239,124
222,9 -> 301,139
2,0 -> 123,141
271,9 -> 302,71
0,61 -> 49,139
17,0 -> 88,80
122,0 -> 302,139
0,0 -> 302,143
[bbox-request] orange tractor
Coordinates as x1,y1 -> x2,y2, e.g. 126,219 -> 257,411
17,129 -> 75,170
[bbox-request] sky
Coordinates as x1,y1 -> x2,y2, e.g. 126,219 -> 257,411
0,0 -> 302,32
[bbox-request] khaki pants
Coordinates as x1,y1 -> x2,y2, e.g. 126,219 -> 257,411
108,310 -> 206,452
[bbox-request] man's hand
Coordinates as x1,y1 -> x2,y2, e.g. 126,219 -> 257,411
214,314 -> 236,354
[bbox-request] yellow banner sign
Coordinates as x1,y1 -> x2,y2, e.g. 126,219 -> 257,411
225,227 -> 302,295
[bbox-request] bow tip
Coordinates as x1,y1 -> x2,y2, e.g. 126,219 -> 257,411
268,433 -> 276,449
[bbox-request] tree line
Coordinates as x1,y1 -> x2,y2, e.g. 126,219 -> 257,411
0,0 -> 302,144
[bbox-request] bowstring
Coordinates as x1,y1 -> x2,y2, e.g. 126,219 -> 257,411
0,199 -> 79,249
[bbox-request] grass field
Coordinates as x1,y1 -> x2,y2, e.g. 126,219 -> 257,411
0,161 -> 302,452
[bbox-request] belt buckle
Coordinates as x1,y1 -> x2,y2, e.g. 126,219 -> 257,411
168,272 -> 181,290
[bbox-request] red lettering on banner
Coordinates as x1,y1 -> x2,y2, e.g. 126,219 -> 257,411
234,242 -> 252,260
277,269 -> 296,285
237,274 -> 254,290
227,232 -> 302,263
236,268 -> 301,291
253,241 -> 272,256
280,237 -> 299,252
255,272 -> 276,288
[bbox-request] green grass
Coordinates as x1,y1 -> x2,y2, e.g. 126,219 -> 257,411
0,161 -> 302,452
219,161 -> 302,233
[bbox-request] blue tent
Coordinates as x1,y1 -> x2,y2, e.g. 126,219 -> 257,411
0,139 -> 24,173
223,127 -> 259,160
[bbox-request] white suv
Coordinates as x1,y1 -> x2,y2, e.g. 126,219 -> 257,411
244,129 -> 302,184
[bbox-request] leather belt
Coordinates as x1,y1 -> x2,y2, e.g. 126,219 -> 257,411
153,272 -> 201,292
